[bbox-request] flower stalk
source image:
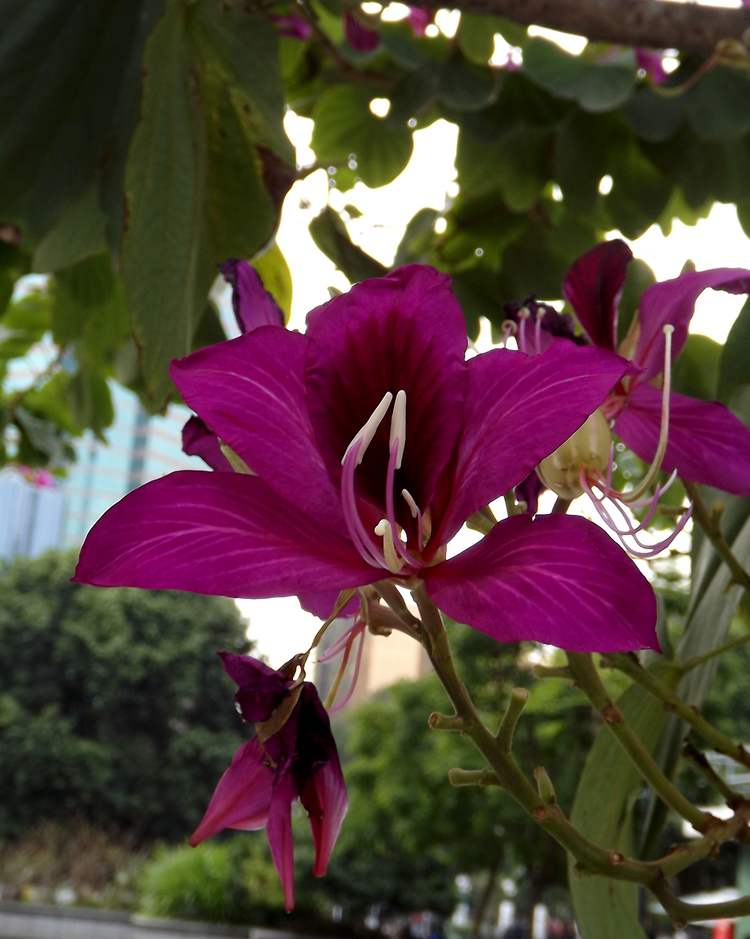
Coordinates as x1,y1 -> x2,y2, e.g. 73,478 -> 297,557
400,586 -> 750,924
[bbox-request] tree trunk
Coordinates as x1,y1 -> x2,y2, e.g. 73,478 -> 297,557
472,857 -> 501,939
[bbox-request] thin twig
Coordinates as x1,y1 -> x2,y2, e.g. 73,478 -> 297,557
684,480 -> 750,591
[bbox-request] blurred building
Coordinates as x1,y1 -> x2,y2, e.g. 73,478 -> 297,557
0,384 -> 193,561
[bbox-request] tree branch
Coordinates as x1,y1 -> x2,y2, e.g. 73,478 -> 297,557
408,0 -> 750,57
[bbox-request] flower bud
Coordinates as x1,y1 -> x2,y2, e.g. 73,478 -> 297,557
537,409 -> 611,499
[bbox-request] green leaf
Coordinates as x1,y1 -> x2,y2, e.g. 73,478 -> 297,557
569,668 -> 679,939
68,369 -> 114,439
0,290 -> 50,360
0,1 -> 163,242
438,57 -> 498,113
671,333 -> 721,401
310,207 -> 387,282
190,3 -> 292,161
253,244 -> 293,322
32,185 -> 108,273
457,14 -> 526,64
191,300 -> 227,353
395,208 -> 440,266
202,83 -> 276,265
458,124 -> 550,211
687,67 -> 750,141
312,85 -> 413,188
122,1 -> 211,406
523,38 -> 636,113
604,140 -> 671,240
555,112 -> 618,215
0,242 -> 29,318
623,88 -> 685,143
719,298 -> 750,410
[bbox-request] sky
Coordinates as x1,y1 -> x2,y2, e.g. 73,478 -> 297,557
236,15 -> 750,666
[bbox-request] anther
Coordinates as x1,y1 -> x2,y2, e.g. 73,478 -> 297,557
374,519 -> 403,574
389,389 -> 407,470
401,488 -> 419,518
342,391 -> 394,466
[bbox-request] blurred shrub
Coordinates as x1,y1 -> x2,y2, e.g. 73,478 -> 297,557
0,550 -> 251,841
138,838 -> 283,925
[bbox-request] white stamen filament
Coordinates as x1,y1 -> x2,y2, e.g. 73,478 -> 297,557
389,389 -> 407,469
401,488 -> 419,517
621,324 -> 674,504
342,391 -> 394,466
374,518 -> 404,574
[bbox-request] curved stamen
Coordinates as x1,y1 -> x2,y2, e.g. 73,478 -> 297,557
619,324 -> 674,504
330,624 -> 367,714
341,391 -> 394,467
402,487 -> 426,550
516,307 -> 530,354
374,518 -> 404,574
340,392 -> 396,570
341,444 -> 387,568
581,469 -> 692,559
534,307 -> 544,355
317,616 -> 362,663
390,389 -> 406,470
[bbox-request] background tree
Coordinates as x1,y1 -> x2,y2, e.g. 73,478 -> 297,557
0,549 -> 250,841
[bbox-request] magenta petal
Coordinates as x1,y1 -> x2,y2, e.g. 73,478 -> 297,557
182,416 -> 232,472
171,328 -> 342,523
407,6 -> 431,35
220,259 -> 284,334
219,652 -> 291,722
305,265 -> 468,511
438,343 -> 628,541
298,589 -> 360,620
302,756 -> 348,878
343,10 -> 380,51
563,240 -> 633,350
189,740 -> 274,845
616,384 -> 750,495
267,774 -> 298,912
424,514 -> 658,652
635,268 -> 750,381
635,49 -> 668,84
73,471 -> 378,598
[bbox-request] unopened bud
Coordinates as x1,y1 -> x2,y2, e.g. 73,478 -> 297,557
538,408 -> 611,499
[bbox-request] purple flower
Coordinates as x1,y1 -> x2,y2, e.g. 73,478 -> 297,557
75,264 -> 656,652
189,653 -> 346,912
635,49 -> 669,84
406,7 -> 432,36
271,13 -> 314,41
563,240 -> 750,495
184,261 -> 284,473
219,258 -> 284,335
343,10 -> 380,52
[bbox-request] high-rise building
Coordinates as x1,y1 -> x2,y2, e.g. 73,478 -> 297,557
0,384 -> 194,561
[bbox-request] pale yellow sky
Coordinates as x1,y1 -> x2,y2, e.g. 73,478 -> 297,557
238,11 -> 750,665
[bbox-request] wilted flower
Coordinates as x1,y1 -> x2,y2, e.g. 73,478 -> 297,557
190,653 -> 347,912
75,264 -> 657,652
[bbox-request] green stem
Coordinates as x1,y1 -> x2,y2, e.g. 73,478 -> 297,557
406,586 -> 750,922
605,652 -> 750,772
679,630 -> 750,674
567,653 -> 710,832
684,480 -> 750,591
682,740 -> 744,807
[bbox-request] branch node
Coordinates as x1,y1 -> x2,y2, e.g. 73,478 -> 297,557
428,712 -> 465,732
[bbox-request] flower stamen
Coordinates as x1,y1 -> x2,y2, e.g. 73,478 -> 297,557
374,518 -> 405,573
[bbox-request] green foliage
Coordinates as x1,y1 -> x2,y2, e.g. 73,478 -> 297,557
328,628 -> 592,918
0,550 -> 250,842
5,5 -> 750,467
138,840 -> 283,924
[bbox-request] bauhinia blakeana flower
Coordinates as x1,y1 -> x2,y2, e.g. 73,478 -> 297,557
563,240 -> 750,496
190,653 -> 346,912
75,264 -> 657,652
